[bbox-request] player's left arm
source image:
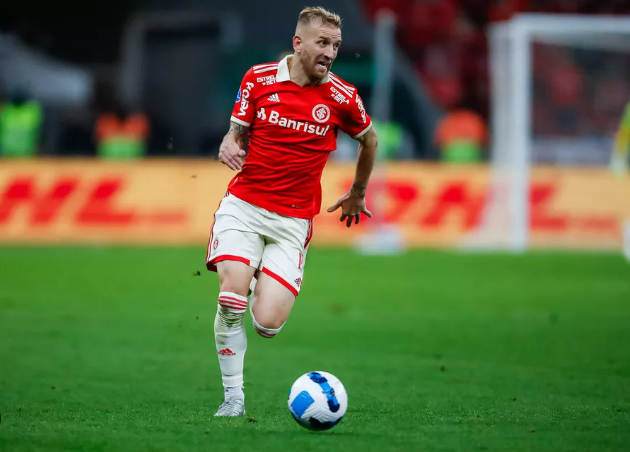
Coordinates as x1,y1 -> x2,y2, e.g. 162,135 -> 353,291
328,89 -> 378,227
350,125 -> 378,199
327,125 -> 378,227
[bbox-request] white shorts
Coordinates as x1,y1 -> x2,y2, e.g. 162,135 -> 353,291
206,193 -> 313,296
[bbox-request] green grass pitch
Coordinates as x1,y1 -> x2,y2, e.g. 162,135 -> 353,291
0,246 -> 629,451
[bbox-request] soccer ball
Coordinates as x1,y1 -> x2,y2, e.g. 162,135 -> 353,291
287,371 -> 347,431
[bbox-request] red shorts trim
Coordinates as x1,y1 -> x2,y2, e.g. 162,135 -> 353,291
261,267 -> 299,297
206,194 -> 227,264
206,254 -> 251,272
304,219 -> 313,248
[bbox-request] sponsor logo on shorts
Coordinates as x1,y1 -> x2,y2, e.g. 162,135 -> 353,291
312,104 -> 330,123
294,277 -> 302,288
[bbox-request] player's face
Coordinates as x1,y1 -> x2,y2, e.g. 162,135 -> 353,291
300,22 -> 341,80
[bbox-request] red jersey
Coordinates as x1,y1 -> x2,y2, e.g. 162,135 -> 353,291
228,56 -> 372,219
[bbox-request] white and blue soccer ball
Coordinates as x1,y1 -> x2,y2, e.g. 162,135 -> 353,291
288,371 -> 347,431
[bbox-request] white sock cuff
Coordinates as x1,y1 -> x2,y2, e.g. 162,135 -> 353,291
252,315 -> 283,338
218,292 -> 248,312
222,375 -> 244,388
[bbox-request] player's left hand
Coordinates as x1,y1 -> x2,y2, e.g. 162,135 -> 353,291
327,187 -> 372,228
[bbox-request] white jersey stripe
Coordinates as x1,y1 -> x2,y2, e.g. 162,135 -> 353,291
329,77 -> 353,98
253,63 -> 278,70
253,66 -> 279,74
330,74 -> 355,92
329,74 -> 355,93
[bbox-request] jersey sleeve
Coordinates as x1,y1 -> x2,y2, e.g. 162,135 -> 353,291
230,68 -> 257,127
340,91 -> 373,139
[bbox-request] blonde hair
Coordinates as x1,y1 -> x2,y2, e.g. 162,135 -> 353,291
297,6 -> 342,30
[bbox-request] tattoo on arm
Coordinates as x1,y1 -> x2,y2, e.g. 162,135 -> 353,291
228,121 -> 246,136
350,185 -> 367,198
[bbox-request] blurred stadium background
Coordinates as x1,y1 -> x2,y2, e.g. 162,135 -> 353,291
1,1 -> 629,451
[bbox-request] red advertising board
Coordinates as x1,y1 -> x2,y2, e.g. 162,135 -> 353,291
0,160 -> 628,249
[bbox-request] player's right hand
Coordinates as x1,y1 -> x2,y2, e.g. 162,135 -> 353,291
218,142 -> 247,171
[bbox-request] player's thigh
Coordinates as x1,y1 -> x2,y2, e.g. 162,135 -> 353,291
206,195 -> 265,295
208,228 -> 263,296
251,271 -> 296,329
258,216 -> 311,297
252,217 -> 311,329
217,260 -> 257,296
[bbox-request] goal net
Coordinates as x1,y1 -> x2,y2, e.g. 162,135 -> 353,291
464,14 -> 630,251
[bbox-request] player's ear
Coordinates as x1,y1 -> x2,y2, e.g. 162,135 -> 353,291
293,35 -> 302,53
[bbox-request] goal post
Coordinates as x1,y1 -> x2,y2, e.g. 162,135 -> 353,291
464,14 -> 630,252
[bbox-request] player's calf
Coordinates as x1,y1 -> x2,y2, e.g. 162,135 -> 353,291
216,292 -> 247,326
213,261 -> 256,412
215,291 -> 248,387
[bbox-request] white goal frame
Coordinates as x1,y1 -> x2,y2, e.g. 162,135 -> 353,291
469,14 -> 630,252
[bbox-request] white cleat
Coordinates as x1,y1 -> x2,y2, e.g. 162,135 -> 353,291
214,397 -> 246,417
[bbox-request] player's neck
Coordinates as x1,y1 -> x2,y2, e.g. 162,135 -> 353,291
288,56 -> 324,87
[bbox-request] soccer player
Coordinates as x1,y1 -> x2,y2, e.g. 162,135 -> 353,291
206,6 -> 378,417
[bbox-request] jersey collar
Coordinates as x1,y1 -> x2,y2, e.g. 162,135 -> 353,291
277,55 -> 330,85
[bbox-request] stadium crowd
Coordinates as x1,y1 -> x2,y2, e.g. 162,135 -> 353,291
1,0 -> 629,159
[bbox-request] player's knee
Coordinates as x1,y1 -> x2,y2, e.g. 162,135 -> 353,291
251,312 -> 284,338
219,280 -> 249,297
257,317 -> 284,331
217,263 -> 252,296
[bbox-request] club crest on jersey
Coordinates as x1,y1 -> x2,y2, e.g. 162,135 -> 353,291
312,104 -> 331,123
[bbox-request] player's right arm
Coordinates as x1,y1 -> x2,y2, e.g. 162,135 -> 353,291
218,121 -> 248,171
218,67 -> 257,171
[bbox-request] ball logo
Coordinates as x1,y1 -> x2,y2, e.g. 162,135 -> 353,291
312,104 -> 330,123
